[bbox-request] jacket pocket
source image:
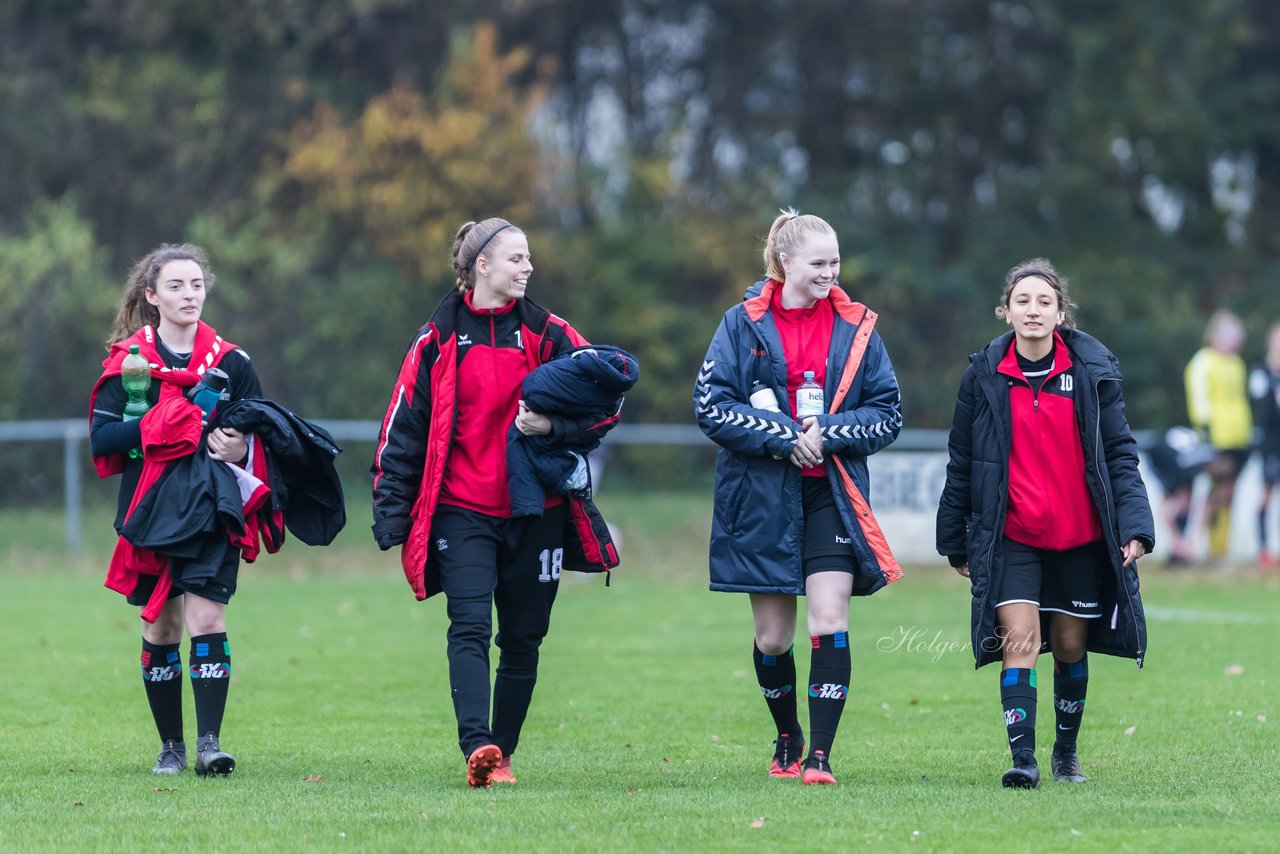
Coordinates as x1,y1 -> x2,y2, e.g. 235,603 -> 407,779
714,454 -> 751,537
964,511 -> 991,596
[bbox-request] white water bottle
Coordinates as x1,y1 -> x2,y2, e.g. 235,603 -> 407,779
796,371 -> 824,418
749,381 -> 782,412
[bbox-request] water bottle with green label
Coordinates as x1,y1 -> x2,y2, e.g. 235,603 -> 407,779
796,371 -> 824,418
121,344 -> 151,459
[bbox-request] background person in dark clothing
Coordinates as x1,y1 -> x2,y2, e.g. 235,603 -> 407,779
1248,321 -> 1280,568
937,258 -> 1153,789
89,244 -> 260,777
371,218 -> 616,788
1142,426 -> 1215,566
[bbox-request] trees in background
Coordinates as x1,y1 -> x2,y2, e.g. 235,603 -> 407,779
2,0 -> 1278,454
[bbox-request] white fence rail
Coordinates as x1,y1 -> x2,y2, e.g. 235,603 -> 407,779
0,419 -> 943,554
4,420 -> 1271,563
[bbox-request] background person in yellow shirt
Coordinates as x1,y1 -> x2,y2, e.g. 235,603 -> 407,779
1185,309 -> 1253,560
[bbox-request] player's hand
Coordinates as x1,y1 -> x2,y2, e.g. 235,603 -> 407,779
788,417 -> 824,468
207,426 -> 248,463
515,400 -> 552,436
1121,538 -> 1146,567
953,562 -> 970,578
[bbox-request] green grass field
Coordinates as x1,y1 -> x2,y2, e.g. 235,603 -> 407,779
2,493 -> 1278,852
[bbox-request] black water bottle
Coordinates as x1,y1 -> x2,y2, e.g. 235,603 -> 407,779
187,368 -> 230,419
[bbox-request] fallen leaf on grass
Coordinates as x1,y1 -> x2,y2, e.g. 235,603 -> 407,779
1258,715 -> 1267,724
625,787 -> 637,795
711,735 -> 720,743
750,818 -> 766,829
920,774 -> 929,782
73,802 -> 84,807
152,787 -> 177,793
1224,664 -> 1245,675
303,775 -> 324,783
1124,726 -> 1136,736
1071,829 -> 1083,837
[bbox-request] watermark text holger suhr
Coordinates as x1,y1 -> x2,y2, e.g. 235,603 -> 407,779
876,626 -> 970,663
878,626 -> 1028,661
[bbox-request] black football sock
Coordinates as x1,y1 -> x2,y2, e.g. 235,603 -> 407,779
806,633 -> 850,759
753,642 -> 802,743
1052,656 -> 1088,753
141,639 -> 184,744
1000,667 -> 1037,758
189,633 -> 231,739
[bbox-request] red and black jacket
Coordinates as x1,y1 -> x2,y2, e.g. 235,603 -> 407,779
997,334 -> 1103,549
88,323 -> 269,620
89,322 -> 248,477
371,289 -> 618,600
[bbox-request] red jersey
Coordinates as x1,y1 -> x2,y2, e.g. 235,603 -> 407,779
998,335 -> 1103,550
771,284 -> 833,477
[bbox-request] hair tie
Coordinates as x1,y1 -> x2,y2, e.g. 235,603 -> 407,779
468,223 -> 513,270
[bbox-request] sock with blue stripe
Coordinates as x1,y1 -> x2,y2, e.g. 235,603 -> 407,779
753,642 -> 802,744
806,633 -> 850,759
141,639 -> 183,744
1000,667 -> 1037,758
1052,656 -> 1088,753
189,633 -> 231,739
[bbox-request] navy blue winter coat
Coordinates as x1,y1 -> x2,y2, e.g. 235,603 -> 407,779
507,345 -> 638,516
936,329 -> 1154,668
694,279 -> 903,596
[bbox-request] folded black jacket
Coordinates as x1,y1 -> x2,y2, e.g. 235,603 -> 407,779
213,399 -> 346,546
507,345 -> 639,516
122,399 -> 345,588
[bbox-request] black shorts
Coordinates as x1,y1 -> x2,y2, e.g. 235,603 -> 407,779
1213,449 -> 1252,478
997,537 -> 1104,619
801,476 -> 856,577
126,547 -> 240,607
1145,443 -> 1198,492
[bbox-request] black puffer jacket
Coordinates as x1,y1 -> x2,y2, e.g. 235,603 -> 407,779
936,329 -> 1154,668
507,345 -> 638,516
214,399 -> 346,546
121,398 -> 345,588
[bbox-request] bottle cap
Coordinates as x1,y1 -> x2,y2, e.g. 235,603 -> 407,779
200,367 -> 230,392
